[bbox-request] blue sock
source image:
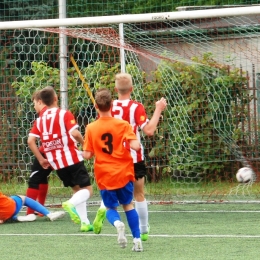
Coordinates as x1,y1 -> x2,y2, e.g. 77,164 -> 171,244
125,209 -> 140,238
24,197 -> 50,216
106,209 -> 121,226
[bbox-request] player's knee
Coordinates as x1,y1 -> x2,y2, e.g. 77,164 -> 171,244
27,182 -> 40,189
87,186 -> 93,197
134,192 -> 145,202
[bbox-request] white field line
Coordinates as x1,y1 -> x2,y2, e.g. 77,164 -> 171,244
1,234 -> 260,238
2,210 -> 260,238
19,210 -> 260,213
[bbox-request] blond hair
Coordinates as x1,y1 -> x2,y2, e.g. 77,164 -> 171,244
115,73 -> 133,94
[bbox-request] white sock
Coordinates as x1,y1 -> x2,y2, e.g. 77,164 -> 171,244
75,201 -> 90,224
69,189 -> 90,207
135,199 -> 148,233
114,220 -> 122,228
100,200 -> 106,209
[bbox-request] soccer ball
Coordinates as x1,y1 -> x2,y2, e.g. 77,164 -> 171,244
236,167 -> 255,183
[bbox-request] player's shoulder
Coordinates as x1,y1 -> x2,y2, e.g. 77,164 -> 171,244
109,116 -> 129,125
131,100 -> 143,106
113,99 -> 142,106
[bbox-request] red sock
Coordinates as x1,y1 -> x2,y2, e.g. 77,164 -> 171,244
26,188 -> 39,215
38,184 -> 48,206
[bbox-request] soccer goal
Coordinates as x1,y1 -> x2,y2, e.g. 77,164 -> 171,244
1,6 -> 260,204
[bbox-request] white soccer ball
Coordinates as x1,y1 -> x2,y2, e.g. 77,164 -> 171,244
236,167 -> 255,183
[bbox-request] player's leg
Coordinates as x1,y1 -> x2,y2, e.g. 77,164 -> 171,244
26,158 -> 41,214
134,161 -> 149,241
60,162 -> 93,231
119,182 -> 143,252
38,183 -> 49,207
35,174 -> 51,216
93,200 -> 106,234
11,195 -> 65,222
26,157 -> 51,215
101,189 -> 127,248
71,187 -> 93,231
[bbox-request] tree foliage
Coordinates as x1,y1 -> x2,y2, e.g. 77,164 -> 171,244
12,53 -> 250,179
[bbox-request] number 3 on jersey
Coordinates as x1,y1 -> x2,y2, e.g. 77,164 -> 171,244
101,133 -> 113,154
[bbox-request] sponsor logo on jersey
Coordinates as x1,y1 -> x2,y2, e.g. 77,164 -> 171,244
42,139 -> 63,151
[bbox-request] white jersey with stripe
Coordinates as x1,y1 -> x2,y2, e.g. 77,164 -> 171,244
111,99 -> 149,163
29,107 -> 83,170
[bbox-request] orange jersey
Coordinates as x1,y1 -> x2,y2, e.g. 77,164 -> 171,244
0,192 -> 16,221
83,117 -> 137,190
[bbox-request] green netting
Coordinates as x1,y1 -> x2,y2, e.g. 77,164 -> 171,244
0,2 -> 260,203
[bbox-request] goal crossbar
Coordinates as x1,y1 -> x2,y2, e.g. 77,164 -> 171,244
0,6 -> 260,30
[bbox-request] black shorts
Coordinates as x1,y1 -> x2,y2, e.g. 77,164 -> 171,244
28,157 -> 52,189
134,161 -> 147,180
56,161 -> 91,188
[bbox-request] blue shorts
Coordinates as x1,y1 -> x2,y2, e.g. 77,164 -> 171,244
10,195 -> 23,220
100,181 -> 134,208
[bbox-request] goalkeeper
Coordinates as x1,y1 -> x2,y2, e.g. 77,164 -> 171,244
0,192 -> 65,224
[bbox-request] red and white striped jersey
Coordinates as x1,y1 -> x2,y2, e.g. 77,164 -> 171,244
29,107 -> 83,170
111,99 -> 149,163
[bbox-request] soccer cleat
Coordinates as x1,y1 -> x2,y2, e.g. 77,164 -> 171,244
62,201 -> 80,224
47,211 -> 66,221
17,213 -> 37,222
132,238 -> 143,252
93,207 -> 106,234
116,222 -> 127,248
80,222 -> 94,232
140,224 -> 150,241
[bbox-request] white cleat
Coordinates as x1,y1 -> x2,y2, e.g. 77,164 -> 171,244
116,222 -> 127,248
132,238 -> 143,252
17,213 -> 37,222
47,211 -> 66,221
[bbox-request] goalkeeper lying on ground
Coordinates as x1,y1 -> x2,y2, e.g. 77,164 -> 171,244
0,192 -> 65,223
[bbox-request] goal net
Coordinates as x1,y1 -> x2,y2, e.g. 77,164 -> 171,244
1,6 -> 260,204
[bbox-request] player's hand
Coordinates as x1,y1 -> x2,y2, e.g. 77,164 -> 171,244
39,158 -> 51,169
0,220 -> 4,224
156,97 -> 167,111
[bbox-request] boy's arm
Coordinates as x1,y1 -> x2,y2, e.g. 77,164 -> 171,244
27,136 -> 50,169
142,97 -> 167,136
129,139 -> 141,151
0,220 -> 3,224
82,150 -> 94,159
71,129 -> 84,146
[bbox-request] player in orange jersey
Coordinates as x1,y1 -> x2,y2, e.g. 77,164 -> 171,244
83,88 -> 143,252
0,192 -> 65,224
93,73 -> 167,240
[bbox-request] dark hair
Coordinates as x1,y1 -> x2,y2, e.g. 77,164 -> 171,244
31,90 -> 41,102
40,86 -> 56,106
95,88 -> 112,112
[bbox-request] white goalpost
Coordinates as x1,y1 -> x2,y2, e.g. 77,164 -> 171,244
0,6 -> 259,29
1,6 -> 260,204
